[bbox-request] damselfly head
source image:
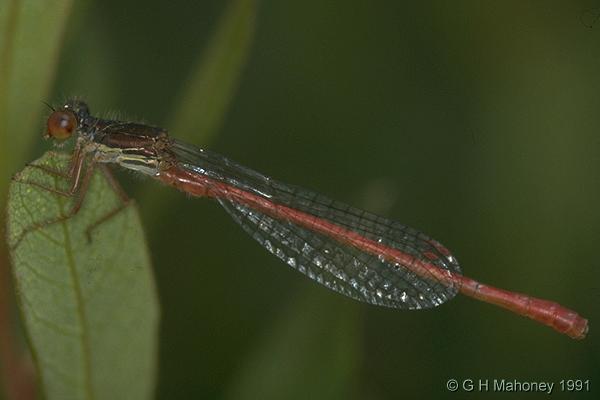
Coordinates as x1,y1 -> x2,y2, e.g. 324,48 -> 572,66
45,110 -> 78,140
44,99 -> 92,141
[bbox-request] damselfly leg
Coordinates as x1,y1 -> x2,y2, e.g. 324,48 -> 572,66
10,148 -> 130,249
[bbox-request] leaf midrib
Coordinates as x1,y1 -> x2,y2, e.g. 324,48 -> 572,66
56,174 -> 95,400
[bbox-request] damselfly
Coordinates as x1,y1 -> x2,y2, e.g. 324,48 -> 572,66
12,99 -> 589,339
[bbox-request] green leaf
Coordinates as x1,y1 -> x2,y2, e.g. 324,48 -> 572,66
6,152 -> 159,400
167,0 -> 258,143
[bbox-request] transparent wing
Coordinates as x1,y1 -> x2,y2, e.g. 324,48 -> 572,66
171,140 -> 462,309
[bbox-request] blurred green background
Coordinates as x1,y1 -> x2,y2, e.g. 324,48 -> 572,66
1,0 -> 599,398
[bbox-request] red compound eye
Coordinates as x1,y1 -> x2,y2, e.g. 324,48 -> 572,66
46,110 -> 77,140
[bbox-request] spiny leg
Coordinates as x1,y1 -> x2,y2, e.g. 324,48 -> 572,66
13,159 -> 134,248
16,146 -> 86,197
24,146 -> 84,182
10,154 -> 93,250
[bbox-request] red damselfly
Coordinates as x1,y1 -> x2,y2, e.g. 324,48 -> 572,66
12,100 -> 589,339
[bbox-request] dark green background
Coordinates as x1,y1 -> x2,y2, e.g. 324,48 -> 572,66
6,1 -> 600,398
